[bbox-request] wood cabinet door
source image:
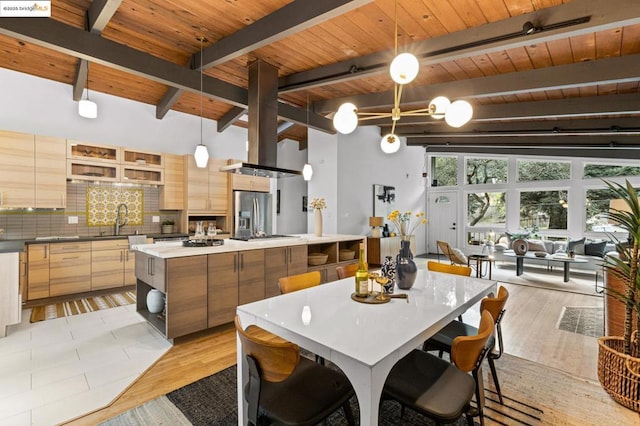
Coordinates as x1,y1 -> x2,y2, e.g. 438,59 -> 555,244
49,251 -> 91,296
91,248 -> 125,290
123,249 -> 136,286
238,249 -> 265,305
288,245 -> 308,276
264,247 -> 287,298
184,155 -> 210,211
160,153 -> 184,210
0,130 -> 35,207
35,135 -> 66,208
27,244 -> 49,300
208,158 -> 228,213
134,251 -> 165,291
166,256 -> 208,339
208,252 -> 239,327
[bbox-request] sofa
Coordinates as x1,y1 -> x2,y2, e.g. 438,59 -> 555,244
491,235 -> 615,273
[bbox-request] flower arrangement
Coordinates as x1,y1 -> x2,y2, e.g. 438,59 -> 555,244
387,210 -> 427,239
309,197 -> 327,210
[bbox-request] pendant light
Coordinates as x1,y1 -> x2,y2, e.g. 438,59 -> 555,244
78,62 -> 98,119
302,95 -> 313,181
193,36 -> 209,168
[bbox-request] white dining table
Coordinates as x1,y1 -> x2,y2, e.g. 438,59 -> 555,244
236,269 -> 497,425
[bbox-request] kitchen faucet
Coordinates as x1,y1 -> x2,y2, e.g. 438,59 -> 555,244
114,203 -> 128,235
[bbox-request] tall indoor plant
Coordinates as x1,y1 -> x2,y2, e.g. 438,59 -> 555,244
599,179 -> 640,411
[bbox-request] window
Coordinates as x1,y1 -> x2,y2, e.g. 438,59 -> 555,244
519,190 -> 568,230
584,188 -> 638,233
583,163 -> 640,179
431,156 -> 457,187
517,160 -> 570,182
467,192 -> 506,226
466,158 -> 507,185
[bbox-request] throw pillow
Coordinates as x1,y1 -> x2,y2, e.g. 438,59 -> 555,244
567,238 -> 586,255
451,248 -> 468,264
526,239 -> 547,253
585,241 -> 608,258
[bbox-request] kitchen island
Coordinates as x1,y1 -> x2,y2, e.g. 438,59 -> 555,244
134,234 -> 364,339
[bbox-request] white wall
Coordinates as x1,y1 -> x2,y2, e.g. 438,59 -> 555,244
276,139 -> 308,233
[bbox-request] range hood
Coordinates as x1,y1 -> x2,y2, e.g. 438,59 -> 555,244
220,60 -> 302,179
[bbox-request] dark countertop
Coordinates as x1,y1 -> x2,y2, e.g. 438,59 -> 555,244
18,233 -> 189,245
0,240 -> 27,253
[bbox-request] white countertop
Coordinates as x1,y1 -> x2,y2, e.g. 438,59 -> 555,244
135,233 -> 364,258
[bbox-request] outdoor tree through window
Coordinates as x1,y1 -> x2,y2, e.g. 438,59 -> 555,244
520,190 -> 568,230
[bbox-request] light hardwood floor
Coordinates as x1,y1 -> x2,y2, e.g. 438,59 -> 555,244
64,282 -> 603,425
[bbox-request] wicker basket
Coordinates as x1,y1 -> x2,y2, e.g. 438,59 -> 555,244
339,249 -> 355,261
308,253 -> 328,266
597,335 -> 640,412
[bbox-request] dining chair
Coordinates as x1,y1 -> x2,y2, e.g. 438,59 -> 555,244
437,240 -> 468,265
427,260 -> 472,276
235,316 -> 356,426
383,310 -> 495,425
278,270 -> 321,294
423,286 -> 510,404
336,263 -> 358,279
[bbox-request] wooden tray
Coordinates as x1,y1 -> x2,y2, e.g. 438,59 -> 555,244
351,292 -> 390,304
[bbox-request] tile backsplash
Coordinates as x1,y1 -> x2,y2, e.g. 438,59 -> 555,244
0,182 -> 180,239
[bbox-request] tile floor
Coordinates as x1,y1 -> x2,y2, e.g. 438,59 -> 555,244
0,304 -> 172,426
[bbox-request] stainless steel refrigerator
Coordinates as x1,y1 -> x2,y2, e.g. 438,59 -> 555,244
234,191 -> 273,239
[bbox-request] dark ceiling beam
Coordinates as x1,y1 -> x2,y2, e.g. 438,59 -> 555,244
217,107 -> 247,132
413,144 -> 640,160
387,117 -> 640,136
72,0 -> 122,101
0,18 -> 335,132
282,0 -> 640,93
407,135 -> 638,147
315,54 -> 640,113
364,94 -> 640,128
278,102 -> 335,134
156,0 -> 373,120
277,121 -> 295,135
87,0 -> 122,34
196,0 -> 373,69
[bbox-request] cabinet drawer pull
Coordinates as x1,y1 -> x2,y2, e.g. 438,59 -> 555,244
284,248 -> 287,264
44,245 -> 48,259
62,256 -> 80,260
240,253 -> 244,270
233,254 -> 237,272
120,251 -> 124,262
125,249 -> 129,261
148,257 -> 153,275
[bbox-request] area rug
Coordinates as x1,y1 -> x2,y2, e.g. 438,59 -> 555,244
557,306 -> 604,338
100,353 -> 637,425
29,291 -> 136,322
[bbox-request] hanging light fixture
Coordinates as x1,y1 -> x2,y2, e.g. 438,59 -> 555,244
193,35 -> 209,168
302,95 -> 313,181
332,0 -> 473,153
78,62 -> 98,119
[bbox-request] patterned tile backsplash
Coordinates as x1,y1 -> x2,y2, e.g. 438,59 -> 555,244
0,182 -> 179,239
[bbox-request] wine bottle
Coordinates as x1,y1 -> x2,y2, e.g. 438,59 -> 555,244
355,242 -> 369,297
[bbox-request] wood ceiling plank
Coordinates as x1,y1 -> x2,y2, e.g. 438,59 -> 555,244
524,42 -> 553,69
472,0 -> 511,22
595,27 -> 623,59
545,37 -> 573,65
448,0 -> 490,28
570,33 -> 596,63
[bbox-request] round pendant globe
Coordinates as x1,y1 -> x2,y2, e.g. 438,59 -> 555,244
444,100 -> 473,128
333,103 -> 358,134
429,96 -> 450,119
380,134 -> 400,154
390,53 -> 419,85
78,99 -> 97,119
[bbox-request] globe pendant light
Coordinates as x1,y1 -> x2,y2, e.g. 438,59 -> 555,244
380,133 -> 400,154
78,62 -> 98,119
193,36 -> 209,168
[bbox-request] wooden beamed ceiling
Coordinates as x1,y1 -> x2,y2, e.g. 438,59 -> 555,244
0,0 -> 638,155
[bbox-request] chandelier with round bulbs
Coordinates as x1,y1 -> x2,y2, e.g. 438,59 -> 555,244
332,0 -> 473,154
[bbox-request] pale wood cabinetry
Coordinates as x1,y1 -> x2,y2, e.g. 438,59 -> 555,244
134,251 -> 166,292
184,156 -> 228,213
231,173 -> 270,192
49,242 -> 92,297
35,135 -> 67,208
0,130 -> 35,207
91,239 -> 136,291
121,148 -> 164,184
27,244 -> 50,300
265,245 -> 308,298
160,153 -> 184,210
238,249 -> 265,305
66,140 -> 121,182
0,131 -> 66,208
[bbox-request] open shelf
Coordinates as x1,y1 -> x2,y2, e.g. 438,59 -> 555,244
122,149 -> 163,168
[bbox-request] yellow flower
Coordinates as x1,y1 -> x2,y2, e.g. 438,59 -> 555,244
386,210 -> 427,238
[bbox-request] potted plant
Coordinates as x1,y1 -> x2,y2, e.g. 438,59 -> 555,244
161,219 -> 175,234
598,179 -> 640,412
